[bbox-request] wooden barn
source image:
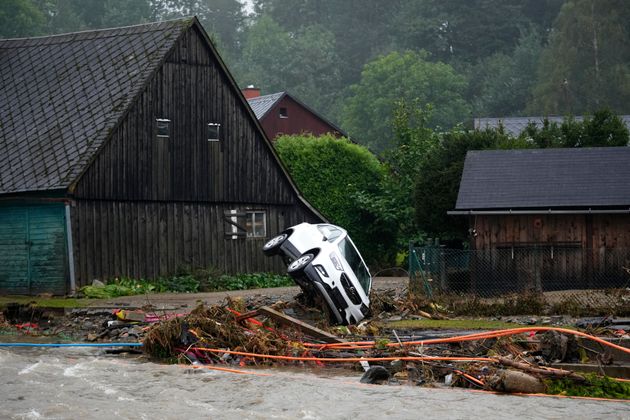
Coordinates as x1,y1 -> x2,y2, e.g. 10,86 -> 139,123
244,89 -> 346,140
0,18 -> 323,295
450,147 -> 630,292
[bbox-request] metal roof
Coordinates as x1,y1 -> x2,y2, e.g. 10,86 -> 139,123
454,147 -> 630,211
474,116 -> 630,137
0,19 -> 191,194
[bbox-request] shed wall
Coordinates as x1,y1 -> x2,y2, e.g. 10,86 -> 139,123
71,199 -> 318,285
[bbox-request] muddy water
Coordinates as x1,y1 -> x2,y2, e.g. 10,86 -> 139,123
0,347 -> 627,420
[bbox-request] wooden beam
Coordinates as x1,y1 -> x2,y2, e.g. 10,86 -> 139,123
257,306 -> 345,344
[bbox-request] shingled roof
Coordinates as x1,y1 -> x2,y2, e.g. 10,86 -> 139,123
474,116 -> 630,137
247,92 -> 285,119
247,91 -> 347,136
453,147 -> 630,212
0,19 -> 192,194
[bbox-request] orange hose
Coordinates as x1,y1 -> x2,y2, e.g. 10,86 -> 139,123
194,347 -> 494,363
308,327 -> 630,356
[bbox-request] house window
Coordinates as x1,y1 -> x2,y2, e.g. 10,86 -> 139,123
156,118 -> 170,138
208,123 -> 220,142
279,107 -> 288,119
246,211 -> 266,238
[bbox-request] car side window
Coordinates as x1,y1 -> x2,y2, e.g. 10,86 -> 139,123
318,225 -> 342,242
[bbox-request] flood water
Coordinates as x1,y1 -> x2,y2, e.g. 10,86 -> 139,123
0,347 -> 628,419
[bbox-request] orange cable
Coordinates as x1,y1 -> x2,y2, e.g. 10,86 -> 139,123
193,347 -> 495,363
307,327 -> 630,356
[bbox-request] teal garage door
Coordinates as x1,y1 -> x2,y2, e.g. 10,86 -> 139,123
0,204 -> 68,295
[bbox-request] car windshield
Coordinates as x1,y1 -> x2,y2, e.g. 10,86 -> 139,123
317,225 -> 343,243
337,238 -> 371,293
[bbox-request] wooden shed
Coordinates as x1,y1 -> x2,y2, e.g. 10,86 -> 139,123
450,147 -> 630,292
0,18 -> 323,295
246,91 -> 346,140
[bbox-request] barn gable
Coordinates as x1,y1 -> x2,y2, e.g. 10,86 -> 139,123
0,19 -> 323,293
0,20 -> 186,194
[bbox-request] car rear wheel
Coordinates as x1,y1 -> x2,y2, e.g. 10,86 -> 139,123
287,253 -> 314,276
263,233 -> 288,256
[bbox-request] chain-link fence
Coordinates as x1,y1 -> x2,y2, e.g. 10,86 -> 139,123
409,243 -> 630,312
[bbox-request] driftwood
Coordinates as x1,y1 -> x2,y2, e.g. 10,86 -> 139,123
494,357 -> 586,382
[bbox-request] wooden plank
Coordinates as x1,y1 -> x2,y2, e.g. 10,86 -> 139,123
257,306 -> 345,344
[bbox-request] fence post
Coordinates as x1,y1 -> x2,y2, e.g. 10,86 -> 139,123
439,245 -> 446,292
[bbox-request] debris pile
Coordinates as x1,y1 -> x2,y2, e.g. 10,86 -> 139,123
139,298 -> 630,399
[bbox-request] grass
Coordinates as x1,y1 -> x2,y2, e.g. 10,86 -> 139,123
0,296 -> 92,309
385,318 -> 537,330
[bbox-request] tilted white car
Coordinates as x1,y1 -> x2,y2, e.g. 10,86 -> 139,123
262,223 -> 372,325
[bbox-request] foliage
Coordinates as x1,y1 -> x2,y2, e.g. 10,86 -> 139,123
528,0 -> 630,115
0,0 -> 45,38
546,373 -> 630,399
204,273 -> 293,292
79,276 -> 200,298
274,134 -> 397,265
151,0 -> 245,58
468,28 -> 544,117
342,50 -> 470,152
237,15 -> 342,118
413,127 -> 530,241
520,109 -> 629,148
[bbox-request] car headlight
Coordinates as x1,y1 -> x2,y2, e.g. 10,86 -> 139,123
329,252 -> 343,271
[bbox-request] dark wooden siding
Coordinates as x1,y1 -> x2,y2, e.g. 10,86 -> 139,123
261,96 -> 344,140
71,199 -> 319,285
69,25 -> 322,284
468,214 -> 630,290
472,214 -> 630,250
74,26 -> 298,205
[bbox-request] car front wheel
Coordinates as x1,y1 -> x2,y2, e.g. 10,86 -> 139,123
287,253 -> 314,276
263,233 -> 288,256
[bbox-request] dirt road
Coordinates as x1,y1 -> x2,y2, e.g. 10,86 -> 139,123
90,276 -> 408,310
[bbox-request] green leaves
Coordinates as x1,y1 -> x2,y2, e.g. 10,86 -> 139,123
528,0 -> 630,115
342,51 -> 470,152
274,134 -> 396,265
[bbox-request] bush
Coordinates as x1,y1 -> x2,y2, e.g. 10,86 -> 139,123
205,273 -> 294,292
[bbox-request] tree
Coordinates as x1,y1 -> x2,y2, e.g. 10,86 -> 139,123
528,0 -> 630,115
237,16 -> 342,118
0,0 -> 45,38
254,0 -> 401,86
342,51 -> 470,152
468,28 -> 544,117
151,0 -> 245,54
414,128 -> 530,242
30,0 -> 153,34
391,0 -> 532,64
274,134 -> 395,265
520,109 -> 629,148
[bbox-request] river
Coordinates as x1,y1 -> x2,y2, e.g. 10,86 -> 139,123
0,347 -> 627,419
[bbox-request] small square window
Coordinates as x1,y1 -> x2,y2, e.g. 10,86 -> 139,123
156,118 -> 170,138
279,107 -> 288,118
208,123 -> 220,142
245,211 -> 266,238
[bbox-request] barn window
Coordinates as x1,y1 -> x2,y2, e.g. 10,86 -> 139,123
246,211 -> 266,238
156,118 -> 170,138
207,123 -> 220,142
279,107 -> 288,118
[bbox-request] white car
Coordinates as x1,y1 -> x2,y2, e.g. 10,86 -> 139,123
262,223 -> 372,325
